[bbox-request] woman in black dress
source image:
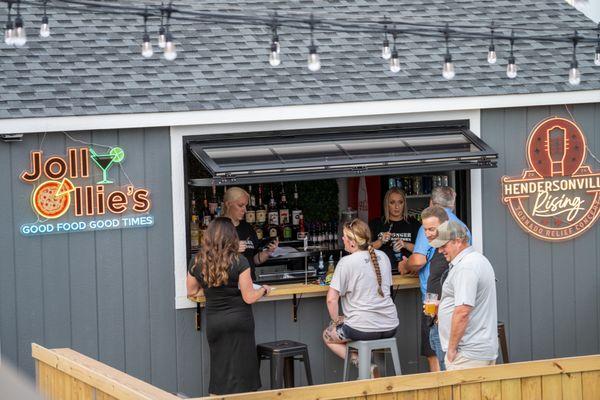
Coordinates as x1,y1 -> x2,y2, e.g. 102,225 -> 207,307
186,217 -> 272,395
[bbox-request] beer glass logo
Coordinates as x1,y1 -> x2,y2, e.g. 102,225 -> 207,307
501,117 -> 600,242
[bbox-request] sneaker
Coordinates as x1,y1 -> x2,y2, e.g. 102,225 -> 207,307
370,363 -> 380,379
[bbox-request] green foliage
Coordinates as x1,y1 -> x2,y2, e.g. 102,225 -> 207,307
291,180 -> 339,224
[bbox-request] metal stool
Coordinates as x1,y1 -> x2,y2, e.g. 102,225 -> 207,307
343,337 -> 402,381
498,321 -> 509,363
257,340 -> 313,389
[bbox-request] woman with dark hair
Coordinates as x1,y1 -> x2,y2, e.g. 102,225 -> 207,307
186,217 -> 271,395
322,218 -> 399,377
369,187 -> 420,268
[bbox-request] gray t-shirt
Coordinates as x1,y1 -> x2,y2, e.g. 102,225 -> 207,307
438,247 -> 498,360
330,250 -> 399,332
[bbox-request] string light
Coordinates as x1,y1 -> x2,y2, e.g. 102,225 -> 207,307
307,16 -> 320,72
4,1 -> 14,46
487,23 -> 497,64
442,26 -> 455,80
39,0 -> 49,37
381,18 -> 391,60
569,31 -> 581,86
389,30 -> 400,73
4,0 -> 600,82
268,19 -> 281,66
157,3 -> 166,49
13,0 -> 27,47
163,3 -> 176,61
141,7 -> 153,58
506,31 -> 517,79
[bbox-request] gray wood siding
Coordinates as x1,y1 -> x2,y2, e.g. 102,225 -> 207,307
0,129 -> 177,393
481,104 -> 600,363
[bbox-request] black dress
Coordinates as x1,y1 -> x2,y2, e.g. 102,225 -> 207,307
191,255 -> 261,395
235,220 -> 260,280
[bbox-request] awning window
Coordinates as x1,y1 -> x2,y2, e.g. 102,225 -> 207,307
188,122 -> 497,185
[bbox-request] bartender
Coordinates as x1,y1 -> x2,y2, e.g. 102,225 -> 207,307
223,186 -> 278,279
369,187 -> 420,268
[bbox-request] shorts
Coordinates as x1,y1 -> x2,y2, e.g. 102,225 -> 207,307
420,313 -> 436,357
336,324 -> 397,341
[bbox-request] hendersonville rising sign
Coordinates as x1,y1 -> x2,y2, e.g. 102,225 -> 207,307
501,117 -> 600,242
19,146 -> 154,236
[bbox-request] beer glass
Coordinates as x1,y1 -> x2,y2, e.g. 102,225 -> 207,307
424,293 -> 439,317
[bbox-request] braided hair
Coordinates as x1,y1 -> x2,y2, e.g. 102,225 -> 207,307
344,218 -> 384,297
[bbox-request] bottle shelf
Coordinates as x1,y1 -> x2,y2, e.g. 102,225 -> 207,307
406,194 -> 431,199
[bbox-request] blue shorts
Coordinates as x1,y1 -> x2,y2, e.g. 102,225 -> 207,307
336,324 -> 397,341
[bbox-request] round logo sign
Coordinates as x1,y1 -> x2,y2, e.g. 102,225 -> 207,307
501,117 -> 600,242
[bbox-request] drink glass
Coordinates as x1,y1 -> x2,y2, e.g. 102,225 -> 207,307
424,293 -> 439,317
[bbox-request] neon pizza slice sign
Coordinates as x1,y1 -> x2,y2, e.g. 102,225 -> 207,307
501,117 -> 600,241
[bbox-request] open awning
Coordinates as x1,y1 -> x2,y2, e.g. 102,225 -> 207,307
188,121 -> 497,186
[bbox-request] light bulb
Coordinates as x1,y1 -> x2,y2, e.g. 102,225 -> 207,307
568,62 -> 581,86
39,16 -> 50,38
272,35 -> 280,54
163,33 -> 176,61
595,46 -> 600,66
13,16 -> 26,47
389,49 -> 400,73
487,45 -> 497,64
4,23 -> 14,46
442,54 -> 455,80
158,26 -> 166,49
141,33 -> 153,58
381,39 -> 391,60
307,45 -> 321,71
269,42 -> 281,66
506,56 -> 517,78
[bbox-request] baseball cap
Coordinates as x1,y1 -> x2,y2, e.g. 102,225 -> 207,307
429,220 -> 468,248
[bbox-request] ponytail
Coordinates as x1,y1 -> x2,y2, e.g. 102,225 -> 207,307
367,245 -> 384,297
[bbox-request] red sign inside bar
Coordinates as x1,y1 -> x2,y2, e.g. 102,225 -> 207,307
501,117 -> 600,242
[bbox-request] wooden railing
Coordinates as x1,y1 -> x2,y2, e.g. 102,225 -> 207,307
33,343 -> 600,400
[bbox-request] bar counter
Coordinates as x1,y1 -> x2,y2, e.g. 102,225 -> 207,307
188,275 -> 420,305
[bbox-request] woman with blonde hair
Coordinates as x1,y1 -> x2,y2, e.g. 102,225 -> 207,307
323,218 -> 399,377
222,186 -> 278,279
370,187 -> 420,268
186,217 -> 271,394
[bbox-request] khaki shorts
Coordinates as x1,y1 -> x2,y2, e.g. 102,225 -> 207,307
445,352 -> 496,371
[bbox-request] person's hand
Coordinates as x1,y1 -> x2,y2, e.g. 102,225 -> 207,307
261,285 -> 273,295
398,256 -> 409,275
238,240 -> 247,253
381,232 -> 392,243
447,347 -> 458,363
392,239 -> 405,252
265,238 -> 279,254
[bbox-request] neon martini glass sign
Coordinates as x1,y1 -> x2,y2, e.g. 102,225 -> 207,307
89,147 -> 125,184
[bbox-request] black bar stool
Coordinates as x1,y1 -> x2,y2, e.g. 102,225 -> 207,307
257,340 -> 313,389
498,321 -> 509,363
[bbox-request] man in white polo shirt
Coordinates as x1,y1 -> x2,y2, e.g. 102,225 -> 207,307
429,220 -> 498,370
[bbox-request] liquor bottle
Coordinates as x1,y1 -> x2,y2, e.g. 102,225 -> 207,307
200,210 -> 210,242
297,214 -> 306,240
190,191 -> 198,221
317,223 -> 324,246
245,185 -> 256,224
325,254 -> 335,285
209,184 -> 218,218
316,251 -> 326,281
190,215 -> 200,249
291,183 -> 302,227
267,187 -> 280,240
279,184 -> 290,225
216,186 -> 225,217
255,184 -> 267,240
201,190 -> 211,226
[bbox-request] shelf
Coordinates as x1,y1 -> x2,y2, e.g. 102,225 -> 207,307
406,194 -> 431,199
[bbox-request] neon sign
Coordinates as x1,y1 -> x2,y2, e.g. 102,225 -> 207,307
501,117 -> 600,241
19,146 -> 154,236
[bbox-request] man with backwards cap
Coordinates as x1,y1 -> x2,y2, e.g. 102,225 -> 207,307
430,220 -> 498,371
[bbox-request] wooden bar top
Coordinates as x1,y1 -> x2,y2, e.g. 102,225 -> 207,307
188,275 -> 419,304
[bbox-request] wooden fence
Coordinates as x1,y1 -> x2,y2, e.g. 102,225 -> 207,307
32,343 -> 600,400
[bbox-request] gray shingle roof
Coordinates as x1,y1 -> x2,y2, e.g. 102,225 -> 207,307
0,0 -> 599,119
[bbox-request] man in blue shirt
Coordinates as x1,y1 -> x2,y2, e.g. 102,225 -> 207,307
398,186 -> 471,371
